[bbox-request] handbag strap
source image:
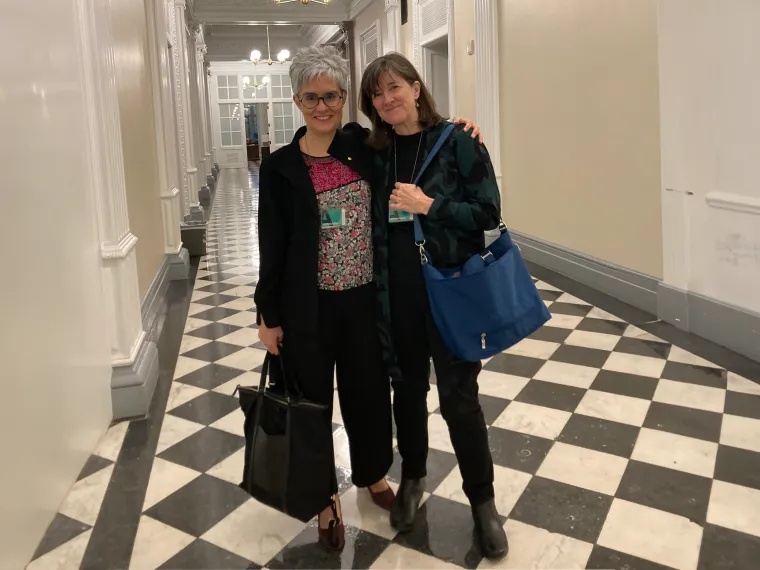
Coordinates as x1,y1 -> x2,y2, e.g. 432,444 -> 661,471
412,123 -> 457,246
259,347 -> 301,399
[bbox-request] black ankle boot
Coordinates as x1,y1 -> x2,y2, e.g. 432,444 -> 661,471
472,499 -> 508,560
390,477 -> 425,532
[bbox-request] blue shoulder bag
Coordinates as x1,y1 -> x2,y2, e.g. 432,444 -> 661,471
411,124 -> 551,361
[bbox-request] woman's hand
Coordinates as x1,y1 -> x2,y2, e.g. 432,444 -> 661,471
452,117 -> 484,143
258,318 -> 284,355
391,183 -> 434,215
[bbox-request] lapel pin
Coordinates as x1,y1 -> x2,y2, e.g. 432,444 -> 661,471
348,156 -> 352,160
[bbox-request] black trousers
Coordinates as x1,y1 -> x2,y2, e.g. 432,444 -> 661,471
276,284 -> 393,493
388,226 -> 495,506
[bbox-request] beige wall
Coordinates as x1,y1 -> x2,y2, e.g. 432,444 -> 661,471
353,0 -> 387,126
111,0 -> 166,298
498,0 -> 663,278
452,0 -> 475,119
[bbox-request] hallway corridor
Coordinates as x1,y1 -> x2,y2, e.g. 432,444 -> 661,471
28,167 -> 760,570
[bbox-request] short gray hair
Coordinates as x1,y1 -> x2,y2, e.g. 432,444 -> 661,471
289,45 -> 349,94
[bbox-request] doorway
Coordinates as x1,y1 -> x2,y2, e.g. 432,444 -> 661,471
422,35 -> 450,117
244,102 -> 270,163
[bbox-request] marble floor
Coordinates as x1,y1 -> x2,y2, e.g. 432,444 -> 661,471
28,164 -> 760,570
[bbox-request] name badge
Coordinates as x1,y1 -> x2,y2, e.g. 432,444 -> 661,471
389,208 -> 413,223
321,208 -> 346,229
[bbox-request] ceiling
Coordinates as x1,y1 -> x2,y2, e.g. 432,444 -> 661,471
204,23 -> 341,61
192,0 -> 367,25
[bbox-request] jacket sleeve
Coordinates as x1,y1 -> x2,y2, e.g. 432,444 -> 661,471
253,158 -> 286,328
425,128 -> 501,231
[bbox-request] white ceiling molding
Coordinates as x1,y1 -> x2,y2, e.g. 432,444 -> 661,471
303,24 -> 341,46
193,0 -> 352,24
349,0 -> 376,19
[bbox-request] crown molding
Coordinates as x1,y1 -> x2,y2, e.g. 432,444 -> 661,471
349,0 -> 375,19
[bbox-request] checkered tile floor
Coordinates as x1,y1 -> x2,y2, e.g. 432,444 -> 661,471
30,166 -> 760,570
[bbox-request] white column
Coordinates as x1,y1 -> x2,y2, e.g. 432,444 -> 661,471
195,37 -> 213,180
78,0 -> 152,416
474,0 -> 502,190
384,0 -> 402,54
175,0 -> 200,213
204,64 -> 217,172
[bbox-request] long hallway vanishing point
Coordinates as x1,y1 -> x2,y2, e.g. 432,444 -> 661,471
27,167 -> 760,570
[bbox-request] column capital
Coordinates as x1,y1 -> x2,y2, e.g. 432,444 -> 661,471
174,0 -> 186,9
385,0 -> 400,12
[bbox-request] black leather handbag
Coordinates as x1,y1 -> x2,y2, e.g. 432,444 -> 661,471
237,349 -> 334,522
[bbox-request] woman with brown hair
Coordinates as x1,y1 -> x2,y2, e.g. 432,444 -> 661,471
359,53 -> 509,560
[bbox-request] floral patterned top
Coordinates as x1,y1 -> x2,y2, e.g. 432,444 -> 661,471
305,154 -> 373,291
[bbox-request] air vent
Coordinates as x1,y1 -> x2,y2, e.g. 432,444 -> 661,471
420,0 -> 447,38
360,21 -> 381,71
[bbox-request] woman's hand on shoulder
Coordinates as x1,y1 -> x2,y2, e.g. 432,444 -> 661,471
452,117 -> 484,144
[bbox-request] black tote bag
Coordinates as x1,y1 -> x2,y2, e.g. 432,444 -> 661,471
236,350 -> 334,522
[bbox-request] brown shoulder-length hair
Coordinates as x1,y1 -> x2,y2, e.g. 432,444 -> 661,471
359,52 -> 444,149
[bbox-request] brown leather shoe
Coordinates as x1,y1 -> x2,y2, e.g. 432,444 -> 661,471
369,485 -> 396,511
318,500 -> 345,552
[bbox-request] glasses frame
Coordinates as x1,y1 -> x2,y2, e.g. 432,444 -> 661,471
297,91 -> 345,109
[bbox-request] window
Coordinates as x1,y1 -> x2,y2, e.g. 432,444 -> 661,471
272,102 -> 295,145
219,103 -> 242,146
270,74 -> 293,99
217,75 -> 238,100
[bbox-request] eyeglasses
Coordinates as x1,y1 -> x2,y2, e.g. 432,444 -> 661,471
298,91 -> 343,109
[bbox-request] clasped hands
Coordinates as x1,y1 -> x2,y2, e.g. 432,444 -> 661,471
390,183 -> 434,215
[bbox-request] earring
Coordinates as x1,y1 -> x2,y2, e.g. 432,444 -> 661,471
416,100 -> 420,108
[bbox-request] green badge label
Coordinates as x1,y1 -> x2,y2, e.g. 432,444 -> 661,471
321,208 -> 346,229
389,208 -> 413,223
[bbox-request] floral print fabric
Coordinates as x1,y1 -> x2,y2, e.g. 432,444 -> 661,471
305,154 -> 373,291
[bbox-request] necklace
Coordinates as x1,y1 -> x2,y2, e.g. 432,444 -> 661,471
394,131 -> 424,184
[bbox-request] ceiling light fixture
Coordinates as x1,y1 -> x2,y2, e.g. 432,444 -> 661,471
272,0 -> 332,5
250,25 -> 290,65
243,76 -> 270,89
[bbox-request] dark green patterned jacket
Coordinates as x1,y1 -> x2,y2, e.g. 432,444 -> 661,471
363,121 -> 502,381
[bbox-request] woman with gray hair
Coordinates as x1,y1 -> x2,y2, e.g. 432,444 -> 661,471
254,45 -> 394,551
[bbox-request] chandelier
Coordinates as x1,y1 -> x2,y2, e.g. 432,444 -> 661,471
250,25 -> 290,65
272,0 -> 332,5
243,76 -> 270,89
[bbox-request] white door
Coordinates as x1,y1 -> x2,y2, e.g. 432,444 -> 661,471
269,101 -> 296,151
214,74 -> 246,168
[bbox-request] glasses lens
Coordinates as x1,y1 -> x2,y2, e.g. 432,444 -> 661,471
324,92 -> 342,107
301,94 -> 319,108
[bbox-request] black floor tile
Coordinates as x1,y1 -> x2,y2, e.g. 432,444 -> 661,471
182,341 -> 244,363
509,476 -> 613,544
576,318 -> 628,336
538,289 -> 562,303
549,344 -> 611,369
698,524 -> 760,570
483,353 -> 547,379
158,427 -> 245,472
589,370 -> 659,400
549,302 -> 592,317
528,326 -> 572,344
168,391 -> 240,426
586,545 -> 676,570
191,306 -> 241,322
477,394 -> 511,425
195,282 -> 239,294
193,294 -> 238,307
714,445 -> 760,491
724,390 -> 760,420
77,454 -> 114,481
615,460 -> 712,523
661,361 -> 727,389
557,414 -> 640,458
267,523 -> 390,569
614,337 -> 672,360
393,495 -> 504,569
513,379 -> 586,412
178,363 -> 248,390
386,448 -> 458,494
487,426 -> 554,474
32,513 -> 91,561
643,401 -> 723,443
159,539 -> 257,569
145,475 -> 250,538
186,322 -> 243,341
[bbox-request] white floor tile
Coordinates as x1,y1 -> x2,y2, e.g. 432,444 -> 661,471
598,499 -> 702,570
434,464 -> 531,517
720,414 -> 760,453
333,426 -> 352,468
214,372 -> 258,396
224,285 -> 256,298
93,421 -> 129,462
191,290 -> 214,302
534,281 -> 561,292
155,415 -> 205,454
537,442 -> 627,496
653,379 -> 726,413
505,338 -> 560,360
166,382 -> 206,411
585,307 -> 625,322
218,311 -> 258,328
476,370 -> 531,401
220,297 -> 256,312
207,448 -> 246,486
554,293 -> 591,306
179,334 -> 211,355
544,314 -> 584,330
187,303 -> 209,317
340,482 -> 404,541
58,465 -> 114,526
575,390 -> 651,427
428,413 -> 455,454
217,327 -> 259,347
564,330 -> 620,351
210,408 -> 245,437
533,360 -> 600,389
668,345 -> 721,369
623,325 -> 666,343
26,530 -> 92,570
727,372 -> 760,396
201,500 -> 306,565
129,516 -> 195,570
183,318 -> 212,333
217,347 -> 267,371
492,401 -> 572,440
632,427 -> 718,478
603,352 -> 666,379
370,544 -> 462,569
173,356 -> 209,380
707,480 -> 760,539
479,520 -> 593,569
142,458 -> 201,510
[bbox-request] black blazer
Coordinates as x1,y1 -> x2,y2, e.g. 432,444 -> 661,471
253,124 -> 378,333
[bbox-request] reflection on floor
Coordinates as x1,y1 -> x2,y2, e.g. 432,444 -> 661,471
29,165 -> 760,570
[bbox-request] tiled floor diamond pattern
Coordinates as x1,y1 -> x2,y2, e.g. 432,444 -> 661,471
32,166 -> 760,570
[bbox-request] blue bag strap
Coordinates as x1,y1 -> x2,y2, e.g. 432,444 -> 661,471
412,123 -> 457,245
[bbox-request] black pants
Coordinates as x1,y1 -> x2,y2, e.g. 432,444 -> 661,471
388,225 -> 495,506
277,284 -> 393,493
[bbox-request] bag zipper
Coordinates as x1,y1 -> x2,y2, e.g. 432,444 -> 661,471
481,333 -> 487,350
